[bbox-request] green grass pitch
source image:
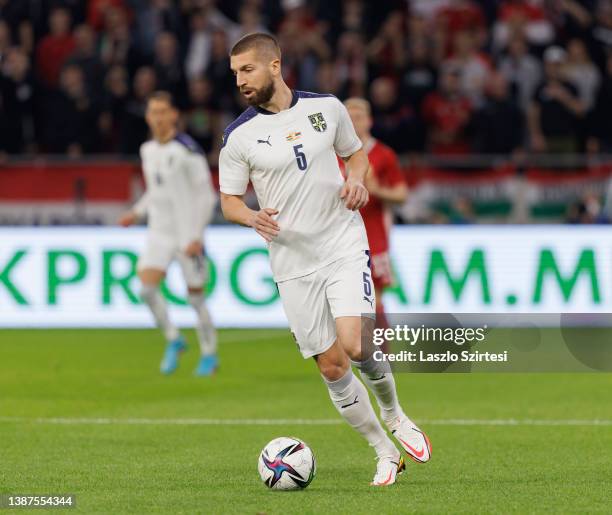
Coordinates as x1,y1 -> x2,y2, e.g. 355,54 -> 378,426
1,329 -> 612,514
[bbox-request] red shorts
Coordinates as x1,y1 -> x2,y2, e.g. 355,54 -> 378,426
370,251 -> 393,289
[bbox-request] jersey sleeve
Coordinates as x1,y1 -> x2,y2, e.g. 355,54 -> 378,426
219,133 -> 250,195
333,99 -> 362,158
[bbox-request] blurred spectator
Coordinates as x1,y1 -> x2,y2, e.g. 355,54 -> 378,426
87,0 -> 130,32
36,7 -> 76,88
153,32 -> 186,104
0,18 -> 10,59
472,72 -> 524,154
399,39 -> 437,152
188,0 -> 240,36
228,4 -> 269,45
99,65 -> 130,152
99,7 -> 137,69
369,77 -> 418,153
205,29 -> 235,111
444,29 -> 492,106
277,2 -> 330,91
556,0 -> 594,39
588,54 -> 612,153
17,20 -> 35,56
406,12 -> 432,44
0,0 -> 610,159
335,0 -> 367,34
184,76 -> 220,158
435,0 -> 487,53
132,0 -> 182,61
422,64 -> 474,155
564,38 -> 601,110
410,0 -> 452,21
405,12 -> 446,65
41,65 -> 99,155
315,60 -> 342,96
0,47 -> 35,153
400,39 -> 438,112
335,30 -> 368,98
367,11 -> 405,76
492,0 -> 554,52
528,45 -> 586,153
498,33 -> 542,109
66,24 -> 105,102
120,66 -> 156,155
0,0 -> 32,28
185,9 -> 213,80
589,0 -> 612,68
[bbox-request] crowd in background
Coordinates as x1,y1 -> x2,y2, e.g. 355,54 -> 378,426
1,0 -> 612,164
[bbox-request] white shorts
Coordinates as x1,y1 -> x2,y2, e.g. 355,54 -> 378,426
137,231 -> 207,288
277,250 -> 376,359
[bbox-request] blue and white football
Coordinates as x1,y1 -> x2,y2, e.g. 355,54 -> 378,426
258,437 -> 316,490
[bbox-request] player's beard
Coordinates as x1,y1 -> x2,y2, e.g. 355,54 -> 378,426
244,79 -> 275,107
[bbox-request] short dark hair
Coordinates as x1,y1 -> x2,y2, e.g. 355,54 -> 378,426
147,90 -> 175,107
230,32 -> 281,59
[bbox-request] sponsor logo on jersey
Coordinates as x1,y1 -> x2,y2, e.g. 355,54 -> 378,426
308,112 -> 327,132
285,131 -> 302,142
257,135 -> 272,146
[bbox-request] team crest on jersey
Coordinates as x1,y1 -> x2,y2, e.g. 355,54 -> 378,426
286,131 -> 302,142
308,112 -> 327,132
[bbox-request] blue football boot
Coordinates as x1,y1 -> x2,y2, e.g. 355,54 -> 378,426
160,336 -> 187,375
194,354 -> 219,377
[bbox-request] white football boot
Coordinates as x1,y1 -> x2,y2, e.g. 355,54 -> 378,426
370,450 -> 405,486
386,415 -> 432,464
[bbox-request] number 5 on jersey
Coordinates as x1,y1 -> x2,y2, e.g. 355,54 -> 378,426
293,144 -> 307,171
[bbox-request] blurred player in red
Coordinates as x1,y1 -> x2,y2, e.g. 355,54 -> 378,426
343,98 -> 408,329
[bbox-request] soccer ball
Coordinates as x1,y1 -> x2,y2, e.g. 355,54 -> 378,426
257,437 -> 316,490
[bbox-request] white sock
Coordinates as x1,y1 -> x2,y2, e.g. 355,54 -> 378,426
355,356 -> 403,423
141,284 -> 179,341
324,369 -> 397,458
188,292 -> 217,356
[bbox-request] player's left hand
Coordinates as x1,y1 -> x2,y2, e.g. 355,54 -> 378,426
184,240 -> 203,257
340,178 -> 369,211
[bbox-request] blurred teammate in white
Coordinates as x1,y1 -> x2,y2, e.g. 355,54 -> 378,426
219,33 -> 431,486
119,91 -> 218,376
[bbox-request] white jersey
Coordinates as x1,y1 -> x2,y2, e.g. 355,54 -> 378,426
134,133 -> 217,247
219,90 -> 369,282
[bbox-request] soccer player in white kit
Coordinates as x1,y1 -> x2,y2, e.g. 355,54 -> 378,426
119,92 -> 218,376
219,33 -> 431,486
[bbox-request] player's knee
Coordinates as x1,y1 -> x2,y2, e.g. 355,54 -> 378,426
315,350 -> 350,381
318,361 -> 349,382
337,332 -> 365,361
344,345 -> 364,362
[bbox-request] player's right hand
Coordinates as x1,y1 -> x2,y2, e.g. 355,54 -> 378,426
118,211 -> 138,227
251,208 -> 280,242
